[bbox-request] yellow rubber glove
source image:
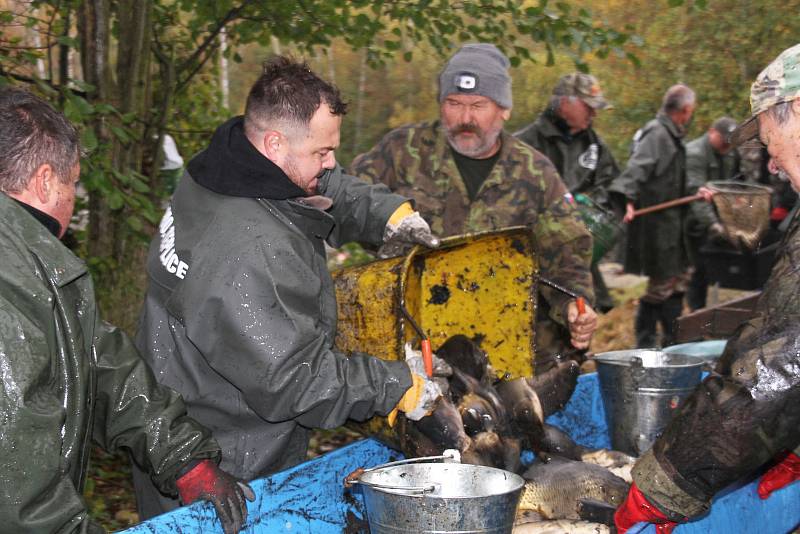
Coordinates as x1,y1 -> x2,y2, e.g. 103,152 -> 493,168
387,373 -> 426,427
387,202 -> 415,226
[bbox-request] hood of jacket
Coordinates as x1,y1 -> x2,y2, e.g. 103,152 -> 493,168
186,116 -> 307,199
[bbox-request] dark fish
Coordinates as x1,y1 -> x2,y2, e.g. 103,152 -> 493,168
458,392 -> 498,436
495,377 -> 545,450
412,396 -> 472,453
526,360 -> 579,418
538,424 -> 587,460
471,431 -> 506,468
435,334 -> 489,382
518,454 -> 629,520
538,424 -> 635,482
450,368 -> 509,429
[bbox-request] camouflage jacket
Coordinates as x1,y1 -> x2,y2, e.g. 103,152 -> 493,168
514,109 -> 620,206
685,132 -> 741,236
608,113 -> 690,279
633,209 -> 800,519
349,120 -> 594,326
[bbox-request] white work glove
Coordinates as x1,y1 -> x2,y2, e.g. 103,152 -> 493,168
378,212 -> 440,259
388,343 -> 445,422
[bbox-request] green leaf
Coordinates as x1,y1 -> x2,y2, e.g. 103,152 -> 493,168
110,125 -> 131,143
81,128 -> 98,152
108,191 -> 124,210
126,216 -> 143,232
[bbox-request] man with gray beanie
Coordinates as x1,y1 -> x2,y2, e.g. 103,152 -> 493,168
350,43 -> 599,371
684,116 -> 741,310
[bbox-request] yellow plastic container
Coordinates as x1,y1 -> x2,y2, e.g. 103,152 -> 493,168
333,226 -> 539,379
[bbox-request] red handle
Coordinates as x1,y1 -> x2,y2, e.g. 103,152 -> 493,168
421,339 -> 433,378
576,297 -> 586,315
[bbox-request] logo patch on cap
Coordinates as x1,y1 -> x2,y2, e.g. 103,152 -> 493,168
455,72 -> 478,92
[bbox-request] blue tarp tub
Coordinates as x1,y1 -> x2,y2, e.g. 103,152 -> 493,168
122,372 -> 800,533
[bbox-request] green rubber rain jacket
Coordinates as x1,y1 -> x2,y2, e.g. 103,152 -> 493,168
0,193 -> 220,533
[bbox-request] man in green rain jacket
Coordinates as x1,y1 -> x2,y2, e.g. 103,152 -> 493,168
0,90 -> 252,533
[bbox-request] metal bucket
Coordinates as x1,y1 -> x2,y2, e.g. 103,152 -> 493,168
348,455 -> 524,533
594,350 -> 705,457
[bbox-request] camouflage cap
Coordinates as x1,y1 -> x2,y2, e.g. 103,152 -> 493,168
553,72 -> 611,110
730,43 -> 800,146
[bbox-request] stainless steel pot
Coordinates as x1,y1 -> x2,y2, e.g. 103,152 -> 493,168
346,453 -> 524,533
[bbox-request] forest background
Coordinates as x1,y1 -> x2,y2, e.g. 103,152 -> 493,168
1,0 -> 799,529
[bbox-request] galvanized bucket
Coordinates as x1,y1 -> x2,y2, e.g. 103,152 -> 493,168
594,350 -> 705,457
347,454 -> 524,533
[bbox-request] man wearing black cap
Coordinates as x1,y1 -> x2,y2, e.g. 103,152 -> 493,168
684,116 -> 741,310
515,73 -> 620,312
350,43 -> 599,370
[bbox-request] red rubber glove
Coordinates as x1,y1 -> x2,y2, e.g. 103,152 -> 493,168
758,451 -> 800,499
770,206 -> 789,222
176,459 -> 256,534
615,483 -> 680,534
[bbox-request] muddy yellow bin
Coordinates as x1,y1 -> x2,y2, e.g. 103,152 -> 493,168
333,226 -> 539,383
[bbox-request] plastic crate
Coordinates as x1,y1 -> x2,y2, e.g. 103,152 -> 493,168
700,241 -> 779,290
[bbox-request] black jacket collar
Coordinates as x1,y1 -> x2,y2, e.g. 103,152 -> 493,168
13,198 -> 61,237
187,116 -> 306,199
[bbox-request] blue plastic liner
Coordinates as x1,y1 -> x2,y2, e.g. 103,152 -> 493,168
122,372 -> 800,533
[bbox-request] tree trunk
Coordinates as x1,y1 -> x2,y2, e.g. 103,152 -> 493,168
78,0 -> 116,265
352,48 -> 367,154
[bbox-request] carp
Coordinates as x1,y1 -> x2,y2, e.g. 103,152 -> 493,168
527,360 -> 580,418
518,454 -> 629,520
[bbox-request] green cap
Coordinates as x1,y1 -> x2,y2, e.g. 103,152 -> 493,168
731,43 -> 800,146
553,72 -> 612,110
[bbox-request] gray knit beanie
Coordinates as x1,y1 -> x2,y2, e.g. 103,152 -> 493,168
438,43 -> 512,109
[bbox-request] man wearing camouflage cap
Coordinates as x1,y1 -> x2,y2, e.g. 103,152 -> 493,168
684,116 -> 741,310
615,43 -> 800,533
515,73 -> 620,312
350,43 -> 598,370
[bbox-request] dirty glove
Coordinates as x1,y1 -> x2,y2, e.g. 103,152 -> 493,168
176,459 -> 256,534
615,483 -> 680,534
758,451 -> 800,499
378,202 -> 440,259
387,343 -> 444,425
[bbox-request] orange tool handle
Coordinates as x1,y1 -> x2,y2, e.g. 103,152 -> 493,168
421,339 -> 433,378
576,297 -> 586,315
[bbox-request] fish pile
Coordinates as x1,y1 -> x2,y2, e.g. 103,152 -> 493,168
392,335 -> 635,531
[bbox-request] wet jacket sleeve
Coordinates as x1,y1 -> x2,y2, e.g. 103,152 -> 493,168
533,164 -> 595,321
633,218 -> 800,518
90,318 -> 221,496
608,128 -> 661,204
320,165 -> 408,247
0,294 -> 92,533
176,238 -> 413,430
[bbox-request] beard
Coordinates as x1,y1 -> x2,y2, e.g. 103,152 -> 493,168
283,154 -> 318,195
445,122 -> 502,158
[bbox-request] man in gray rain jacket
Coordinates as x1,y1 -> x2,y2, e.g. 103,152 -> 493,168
0,89 -> 252,533
608,84 -> 697,347
132,56 -> 442,518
